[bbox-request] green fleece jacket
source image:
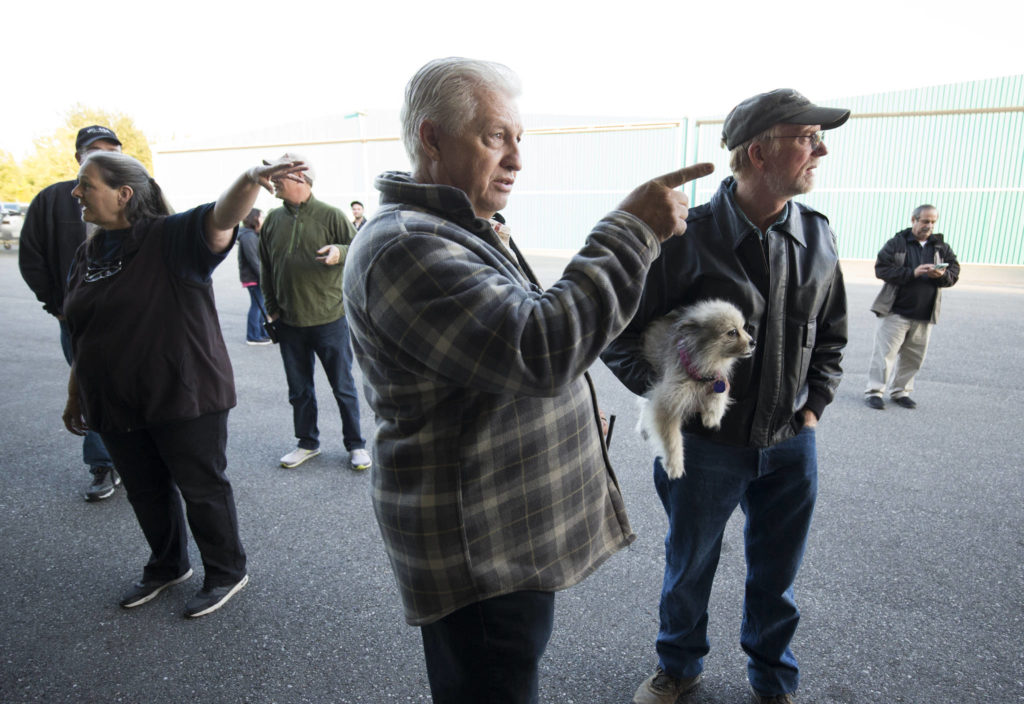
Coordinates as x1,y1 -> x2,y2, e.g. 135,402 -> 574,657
259,195 -> 357,327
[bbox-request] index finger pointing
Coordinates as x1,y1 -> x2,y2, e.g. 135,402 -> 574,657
651,162 -> 715,190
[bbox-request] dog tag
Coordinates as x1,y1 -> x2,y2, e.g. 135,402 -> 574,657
712,379 -> 726,393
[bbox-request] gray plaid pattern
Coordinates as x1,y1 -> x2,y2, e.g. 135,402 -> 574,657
344,172 -> 658,625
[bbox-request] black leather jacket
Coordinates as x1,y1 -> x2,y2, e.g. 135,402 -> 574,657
870,229 -> 959,324
601,177 -> 848,448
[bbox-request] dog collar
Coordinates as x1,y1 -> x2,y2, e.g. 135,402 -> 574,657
678,344 -> 727,393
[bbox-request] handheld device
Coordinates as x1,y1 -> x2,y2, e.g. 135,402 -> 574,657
934,262 -> 949,272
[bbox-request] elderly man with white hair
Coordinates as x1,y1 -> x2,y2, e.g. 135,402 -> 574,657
343,57 -> 713,703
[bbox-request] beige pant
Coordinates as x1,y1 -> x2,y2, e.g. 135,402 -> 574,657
864,313 -> 933,399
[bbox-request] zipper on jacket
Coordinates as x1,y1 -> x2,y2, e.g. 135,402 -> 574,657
287,201 -> 304,255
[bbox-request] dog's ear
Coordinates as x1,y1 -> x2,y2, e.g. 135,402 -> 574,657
674,317 -> 701,340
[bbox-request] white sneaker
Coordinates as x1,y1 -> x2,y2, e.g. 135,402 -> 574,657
350,448 -> 372,471
280,447 -> 320,468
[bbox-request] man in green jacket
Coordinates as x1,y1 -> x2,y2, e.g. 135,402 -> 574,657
259,153 -> 370,471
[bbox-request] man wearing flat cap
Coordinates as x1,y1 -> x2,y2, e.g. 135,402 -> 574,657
258,152 -> 370,472
20,125 -> 122,501
603,89 -> 850,704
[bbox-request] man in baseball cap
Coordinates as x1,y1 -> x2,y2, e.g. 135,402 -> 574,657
257,152 -> 370,473
19,125 -> 123,501
603,89 -> 851,704
75,125 -> 122,153
721,88 -> 850,150
262,151 -> 316,185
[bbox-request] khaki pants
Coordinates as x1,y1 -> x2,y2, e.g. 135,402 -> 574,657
864,313 -> 933,399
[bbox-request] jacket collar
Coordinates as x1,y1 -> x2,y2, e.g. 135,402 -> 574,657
710,176 -> 809,250
283,193 -> 317,215
901,228 -> 944,246
374,170 -> 524,272
376,171 -> 482,231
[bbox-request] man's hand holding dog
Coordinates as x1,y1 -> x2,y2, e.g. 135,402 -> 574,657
618,163 -> 715,242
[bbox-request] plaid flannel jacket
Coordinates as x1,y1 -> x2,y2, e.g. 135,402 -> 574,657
343,171 -> 658,625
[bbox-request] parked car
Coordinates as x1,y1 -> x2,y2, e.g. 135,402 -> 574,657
1,205 -> 23,248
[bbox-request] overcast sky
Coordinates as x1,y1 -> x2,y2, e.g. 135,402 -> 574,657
5,0 -> 1020,159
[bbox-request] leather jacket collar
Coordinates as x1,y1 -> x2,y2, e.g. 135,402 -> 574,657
711,176 -> 811,251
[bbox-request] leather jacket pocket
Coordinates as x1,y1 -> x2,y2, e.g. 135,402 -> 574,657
796,319 -> 817,390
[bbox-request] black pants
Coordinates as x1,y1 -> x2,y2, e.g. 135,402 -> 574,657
100,410 -> 246,587
420,591 -> 555,704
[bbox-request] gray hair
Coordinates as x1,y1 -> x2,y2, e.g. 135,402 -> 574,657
401,57 -> 521,172
912,204 -> 937,220
80,151 -> 172,224
726,125 -> 783,176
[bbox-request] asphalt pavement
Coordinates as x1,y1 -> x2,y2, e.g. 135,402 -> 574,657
1,246 -> 1021,704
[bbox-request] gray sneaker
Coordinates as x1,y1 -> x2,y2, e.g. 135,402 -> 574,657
86,467 -> 120,502
633,667 -> 702,704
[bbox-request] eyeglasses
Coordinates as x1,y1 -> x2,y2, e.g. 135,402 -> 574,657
84,259 -> 123,282
769,131 -> 825,150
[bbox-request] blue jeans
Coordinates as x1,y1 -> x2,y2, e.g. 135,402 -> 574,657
245,285 -> 268,342
421,591 -> 555,704
276,317 -> 365,452
654,427 -> 817,696
59,320 -> 113,471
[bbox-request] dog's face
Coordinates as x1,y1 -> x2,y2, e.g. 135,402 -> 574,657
675,300 -> 755,363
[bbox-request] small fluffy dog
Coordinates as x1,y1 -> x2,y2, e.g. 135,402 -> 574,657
640,299 -> 755,479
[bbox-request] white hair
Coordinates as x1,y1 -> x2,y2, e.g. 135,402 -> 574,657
401,57 -> 521,172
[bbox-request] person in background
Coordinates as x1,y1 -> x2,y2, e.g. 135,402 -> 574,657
237,208 -> 271,345
350,200 -> 366,230
259,153 -> 370,472
19,125 -> 122,501
863,204 -> 959,409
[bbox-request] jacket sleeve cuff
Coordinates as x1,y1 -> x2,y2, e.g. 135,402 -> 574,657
606,210 -> 661,256
804,393 -> 829,421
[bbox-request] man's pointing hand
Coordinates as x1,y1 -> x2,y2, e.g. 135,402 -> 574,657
618,163 -> 715,242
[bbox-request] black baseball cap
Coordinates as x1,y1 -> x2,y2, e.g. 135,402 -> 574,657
75,125 -> 122,151
722,89 -> 850,150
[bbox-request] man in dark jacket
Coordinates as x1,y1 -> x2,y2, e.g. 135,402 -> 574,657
602,89 -> 850,704
864,205 -> 959,409
19,125 -> 123,501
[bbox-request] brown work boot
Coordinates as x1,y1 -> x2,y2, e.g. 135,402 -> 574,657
750,686 -> 796,703
632,666 -> 702,704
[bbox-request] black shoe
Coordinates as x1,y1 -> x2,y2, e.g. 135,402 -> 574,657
184,574 -> 249,618
865,395 -> 885,410
893,396 -> 917,409
86,467 -> 120,502
119,568 -> 194,608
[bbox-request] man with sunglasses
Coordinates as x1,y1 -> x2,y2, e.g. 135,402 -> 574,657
603,89 -> 850,704
19,126 -> 122,501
